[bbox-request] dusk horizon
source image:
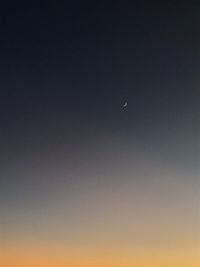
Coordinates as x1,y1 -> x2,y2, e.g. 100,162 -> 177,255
0,1 -> 200,266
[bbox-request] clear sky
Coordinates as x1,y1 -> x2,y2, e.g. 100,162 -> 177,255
0,1 -> 200,266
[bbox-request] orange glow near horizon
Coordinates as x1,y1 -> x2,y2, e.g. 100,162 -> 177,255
1,243 -> 200,267
1,231 -> 200,267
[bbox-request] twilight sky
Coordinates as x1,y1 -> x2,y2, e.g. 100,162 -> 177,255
0,1 -> 200,266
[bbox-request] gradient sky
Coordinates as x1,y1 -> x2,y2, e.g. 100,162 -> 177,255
0,1 -> 200,266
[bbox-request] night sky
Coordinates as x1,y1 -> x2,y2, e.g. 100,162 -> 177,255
0,2 -> 200,267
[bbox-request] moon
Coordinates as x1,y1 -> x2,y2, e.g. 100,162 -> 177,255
123,102 -> 127,108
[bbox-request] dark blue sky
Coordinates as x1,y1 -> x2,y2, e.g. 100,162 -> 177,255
0,1 -> 199,171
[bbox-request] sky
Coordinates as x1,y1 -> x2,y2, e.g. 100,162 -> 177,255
0,1 -> 200,266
